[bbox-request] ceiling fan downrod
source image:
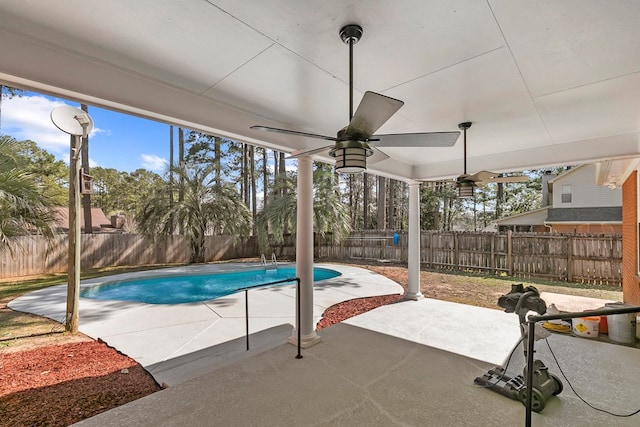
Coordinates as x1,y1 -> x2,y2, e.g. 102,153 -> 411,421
458,121 -> 472,175
340,24 -> 363,121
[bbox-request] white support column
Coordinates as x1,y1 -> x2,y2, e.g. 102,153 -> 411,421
405,180 -> 423,300
289,156 -> 321,348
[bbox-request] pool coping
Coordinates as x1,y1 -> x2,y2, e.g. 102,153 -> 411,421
8,262 -> 403,385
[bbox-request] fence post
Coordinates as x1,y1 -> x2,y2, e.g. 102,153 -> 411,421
427,232 -> 433,268
490,234 -> 496,275
507,230 -> 513,276
567,235 -> 573,282
453,232 -> 459,271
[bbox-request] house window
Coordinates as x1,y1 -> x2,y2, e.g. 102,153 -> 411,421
561,184 -> 572,203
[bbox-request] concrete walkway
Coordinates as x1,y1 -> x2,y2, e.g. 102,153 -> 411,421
9,263 -> 403,386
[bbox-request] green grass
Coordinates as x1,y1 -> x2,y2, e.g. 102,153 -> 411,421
422,271 -> 622,308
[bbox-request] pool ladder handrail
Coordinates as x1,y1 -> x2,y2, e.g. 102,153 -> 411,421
262,253 -> 278,270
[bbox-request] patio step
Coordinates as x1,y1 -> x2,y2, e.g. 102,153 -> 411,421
146,324 -> 293,387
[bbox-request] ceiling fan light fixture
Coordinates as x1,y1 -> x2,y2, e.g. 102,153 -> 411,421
457,181 -> 475,198
329,141 -> 373,174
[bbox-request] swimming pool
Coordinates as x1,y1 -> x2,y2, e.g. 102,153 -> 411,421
80,267 -> 341,304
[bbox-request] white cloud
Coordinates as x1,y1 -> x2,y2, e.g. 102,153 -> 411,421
2,95 -> 104,156
141,153 -> 168,172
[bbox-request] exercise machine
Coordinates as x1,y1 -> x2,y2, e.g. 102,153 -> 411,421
474,284 -> 563,412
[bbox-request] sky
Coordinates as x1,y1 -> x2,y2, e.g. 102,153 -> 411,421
2,91 -> 173,173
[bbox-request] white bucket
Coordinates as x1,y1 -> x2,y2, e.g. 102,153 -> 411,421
606,303 -> 637,344
572,317 -> 600,338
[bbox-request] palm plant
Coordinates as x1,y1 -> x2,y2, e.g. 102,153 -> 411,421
256,163 -> 351,248
256,172 -> 296,247
0,135 -> 57,253
136,162 -> 251,263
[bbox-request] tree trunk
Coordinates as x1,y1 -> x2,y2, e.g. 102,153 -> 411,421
377,176 -> 386,229
387,179 -> 395,230
363,172 -> 370,229
278,152 -> 286,194
242,144 -> 249,206
169,125 -> 174,234
262,148 -> 269,234
349,175 -> 354,227
496,182 -> 504,219
214,136 -> 221,186
279,152 -> 288,234
178,128 -> 185,203
273,150 -> 279,187
442,196 -> 450,231
191,230 -> 206,264
250,145 -> 257,235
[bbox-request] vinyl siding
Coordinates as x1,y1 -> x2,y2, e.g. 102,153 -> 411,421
552,164 -> 621,208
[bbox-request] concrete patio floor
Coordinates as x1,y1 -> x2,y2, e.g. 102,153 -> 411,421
72,307 -> 640,427
10,263 -> 640,426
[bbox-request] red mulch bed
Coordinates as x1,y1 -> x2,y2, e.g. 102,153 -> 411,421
316,293 -> 403,330
0,340 -> 162,426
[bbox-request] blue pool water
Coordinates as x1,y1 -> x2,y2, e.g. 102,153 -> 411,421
80,267 -> 341,304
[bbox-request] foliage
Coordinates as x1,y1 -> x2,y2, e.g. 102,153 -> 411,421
313,164 -> 352,241
136,162 -> 252,263
90,167 -> 164,218
12,139 -> 68,205
0,135 -> 57,253
256,163 -> 351,247
255,172 -> 296,247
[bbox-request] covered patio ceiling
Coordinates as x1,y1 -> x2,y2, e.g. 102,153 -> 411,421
1,1 -> 640,181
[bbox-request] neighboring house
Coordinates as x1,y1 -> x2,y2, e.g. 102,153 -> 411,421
496,164 -> 622,234
53,207 -> 124,233
608,157 -> 640,305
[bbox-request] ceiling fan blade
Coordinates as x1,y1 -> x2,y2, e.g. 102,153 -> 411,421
467,170 -> 529,183
467,171 -> 499,182
370,131 -> 460,148
367,146 -> 390,165
286,145 -> 333,159
346,91 -> 404,138
251,125 -> 337,142
484,175 -> 530,183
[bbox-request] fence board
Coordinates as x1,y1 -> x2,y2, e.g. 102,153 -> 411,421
313,231 -> 622,286
1,234 -> 256,279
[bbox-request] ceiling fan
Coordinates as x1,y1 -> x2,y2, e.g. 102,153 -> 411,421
250,24 -> 460,173
456,121 -> 529,197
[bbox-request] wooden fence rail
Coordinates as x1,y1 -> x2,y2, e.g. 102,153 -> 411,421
0,234 -> 256,279
310,230 -> 621,286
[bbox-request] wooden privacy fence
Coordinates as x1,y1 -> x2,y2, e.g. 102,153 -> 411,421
0,234 -> 257,279
3,231 -> 622,286
311,230 -> 622,286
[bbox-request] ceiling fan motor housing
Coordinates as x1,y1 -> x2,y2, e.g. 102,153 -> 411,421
339,24 -> 363,44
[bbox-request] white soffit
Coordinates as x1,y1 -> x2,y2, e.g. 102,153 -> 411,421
1,1 -> 640,181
